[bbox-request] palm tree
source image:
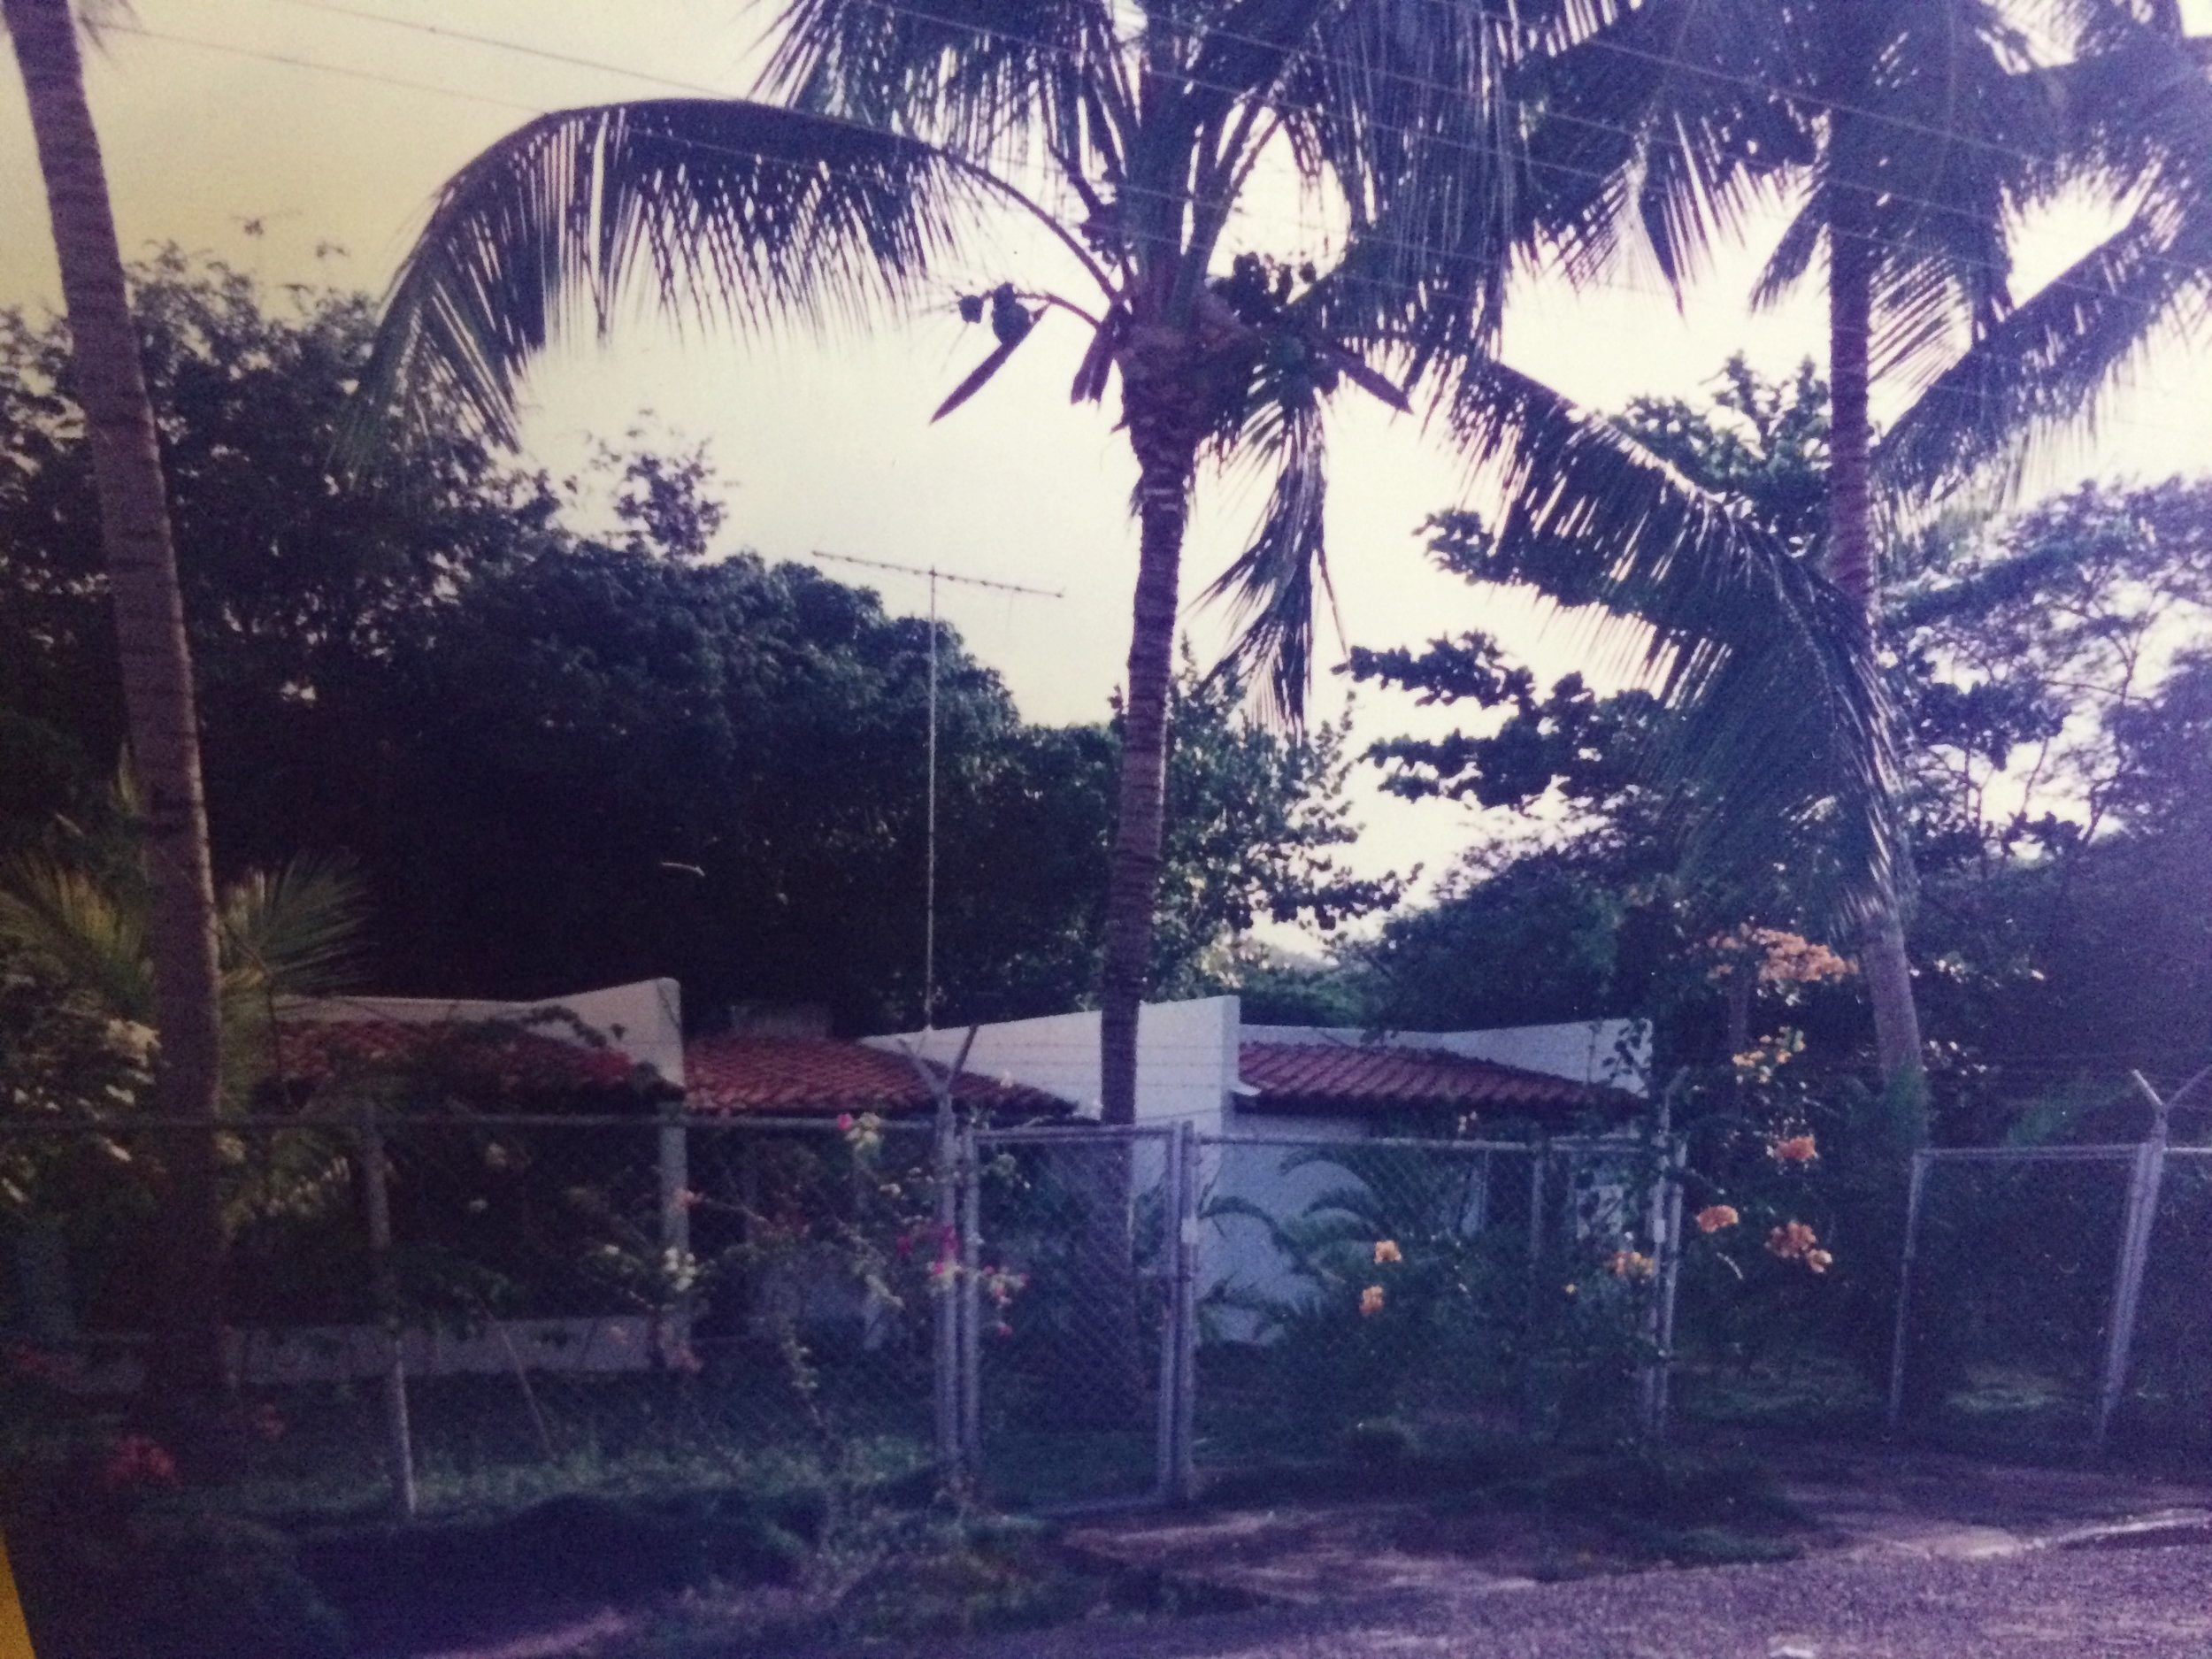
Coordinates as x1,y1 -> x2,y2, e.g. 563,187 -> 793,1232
3,0 -> 229,1402
351,0 -> 1894,1125
2,833 -> 367,1371
1505,0 -> 2176,1094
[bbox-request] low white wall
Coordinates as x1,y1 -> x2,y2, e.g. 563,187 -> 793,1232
42,1317 -> 662,1394
866,996 -> 1239,1131
1200,1114 -> 1367,1335
285,978 -> 687,1089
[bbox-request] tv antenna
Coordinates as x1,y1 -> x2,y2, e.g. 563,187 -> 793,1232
803,549 -> 1063,1027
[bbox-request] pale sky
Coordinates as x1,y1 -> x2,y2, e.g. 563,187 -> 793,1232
6,0 -> 2210,948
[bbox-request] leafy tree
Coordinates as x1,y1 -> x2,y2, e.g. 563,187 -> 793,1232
2,256 -> 1386,1034
1352,359 -> 1838,1044
4,0 -> 227,1411
1361,360 -> 2212,1117
349,0 -> 1885,1124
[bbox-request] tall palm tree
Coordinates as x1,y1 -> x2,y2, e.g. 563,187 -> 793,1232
1505,0 -> 2172,1094
3,0 -> 228,1402
353,0 -> 1894,1124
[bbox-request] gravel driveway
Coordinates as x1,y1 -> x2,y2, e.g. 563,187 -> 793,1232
907,1540 -> 2212,1659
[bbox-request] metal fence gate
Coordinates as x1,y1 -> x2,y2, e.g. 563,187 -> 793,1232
945,1122 -> 1684,1507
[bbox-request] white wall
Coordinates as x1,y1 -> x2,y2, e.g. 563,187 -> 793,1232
1241,1017 -> 1649,1095
285,978 -> 687,1089
865,996 -> 1240,1129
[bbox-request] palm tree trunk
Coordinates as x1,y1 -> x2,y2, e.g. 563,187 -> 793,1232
5,0 -> 230,1412
1099,326 -> 1205,1125
1828,181 -> 1926,1100
1056,327 -> 1208,1432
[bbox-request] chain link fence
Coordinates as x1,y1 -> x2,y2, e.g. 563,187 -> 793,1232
1191,1133 -> 1678,1476
1886,1077 -> 2212,1455
12,1102 -> 2207,1525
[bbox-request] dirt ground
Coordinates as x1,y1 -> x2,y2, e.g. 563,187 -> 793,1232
1056,1443 -> 2212,1607
400,1446 -> 2212,1657
901,1540 -> 2212,1659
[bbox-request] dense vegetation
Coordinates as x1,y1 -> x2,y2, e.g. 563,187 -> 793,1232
0,257 -> 1392,1042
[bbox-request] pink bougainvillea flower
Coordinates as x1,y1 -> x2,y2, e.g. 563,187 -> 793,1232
1695,1204 -> 1740,1233
1358,1285 -> 1386,1317
1373,1240 -> 1402,1265
103,1434 -> 177,1490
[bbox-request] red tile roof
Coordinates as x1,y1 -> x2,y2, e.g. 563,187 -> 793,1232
1238,1041 -> 1626,1118
684,1035 -> 1070,1118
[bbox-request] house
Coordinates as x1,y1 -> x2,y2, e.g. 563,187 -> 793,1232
872,999 -> 1647,1321
246,984 -> 1645,1366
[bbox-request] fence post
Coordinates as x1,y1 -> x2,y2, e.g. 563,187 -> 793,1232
656,1096 -> 693,1367
1521,1144 -> 1548,1433
2094,1076 -> 2172,1451
1640,1132 -> 1686,1440
1886,1149 -> 1931,1430
1152,1125 -> 1183,1502
933,1106 -> 960,1476
1170,1123 -> 1201,1502
357,1102 -> 418,1519
957,1118 -> 982,1484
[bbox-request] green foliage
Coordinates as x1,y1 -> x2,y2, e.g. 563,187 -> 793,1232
0,254 -> 1391,1033
1208,1138 -> 1670,1451
1360,358 -> 2212,1110
5,1481 -> 349,1659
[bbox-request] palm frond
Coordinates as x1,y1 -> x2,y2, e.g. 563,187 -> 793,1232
0,854 -> 153,1021
1878,207 -> 2212,502
1879,11 -> 2212,500
1445,359 -> 1903,929
218,854 -> 371,1001
1296,0 -> 1585,386
1199,391 -> 1331,729
1525,0 -> 1810,299
762,0 -> 1125,173
348,99 -> 997,452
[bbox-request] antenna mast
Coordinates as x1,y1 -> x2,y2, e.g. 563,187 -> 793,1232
804,549 -> 1062,1026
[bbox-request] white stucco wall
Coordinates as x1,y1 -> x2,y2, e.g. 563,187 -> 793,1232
285,978 -> 687,1089
865,995 -> 1240,1130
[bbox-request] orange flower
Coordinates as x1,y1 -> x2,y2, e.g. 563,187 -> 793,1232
1695,1204 -> 1740,1234
1608,1249 -> 1655,1280
1767,1220 -> 1820,1262
1359,1285 -> 1386,1317
1769,1133 -> 1818,1164
1373,1240 -> 1403,1265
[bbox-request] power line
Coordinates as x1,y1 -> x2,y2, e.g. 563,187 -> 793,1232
246,0 -> 745,99
111,10 -> 2212,455
201,0 -> 2212,321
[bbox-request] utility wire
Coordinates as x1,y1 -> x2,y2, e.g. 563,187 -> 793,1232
119,9 -> 2212,455
208,0 -> 2212,325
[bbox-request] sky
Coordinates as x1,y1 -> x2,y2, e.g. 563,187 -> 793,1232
6,0 -> 2211,952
